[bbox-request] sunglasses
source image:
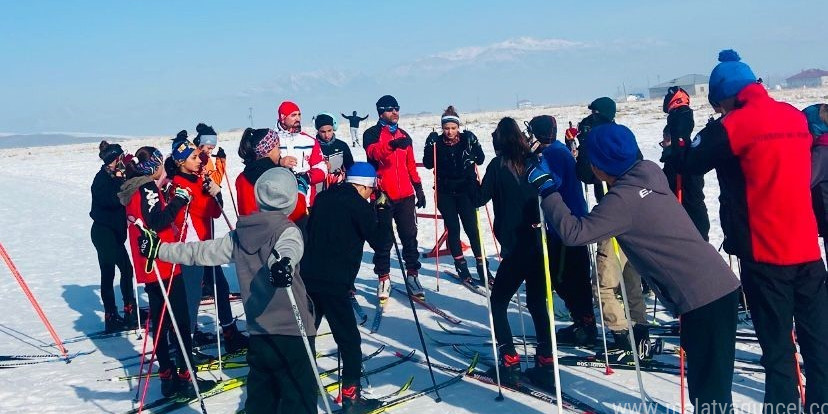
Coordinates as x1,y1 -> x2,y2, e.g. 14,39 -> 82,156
379,106 -> 400,113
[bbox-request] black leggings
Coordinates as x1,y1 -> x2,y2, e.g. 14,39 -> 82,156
90,222 -> 134,314
436,191 -> 482,259
146,275 -> 193,373
309,291 -> 362,385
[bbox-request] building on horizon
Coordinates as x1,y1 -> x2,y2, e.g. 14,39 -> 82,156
648,74 -> 710,99
786,69 -> 828,89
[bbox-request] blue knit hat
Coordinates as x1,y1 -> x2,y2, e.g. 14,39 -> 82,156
346,162 -> 377,187
586,123 -> 639,177
709,49 -> 756,105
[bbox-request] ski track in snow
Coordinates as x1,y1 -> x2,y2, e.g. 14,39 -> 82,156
0,86 -> 826,413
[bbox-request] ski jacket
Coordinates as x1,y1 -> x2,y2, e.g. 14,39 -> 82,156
158,210 -> 314,337
301,183 -> 378,295
90,166 -> 127,238
363,122 -> 422,201
422,130 -> 484,195
541,141 -> 587,219
235,159 -> 305,222
199,152 -> 226,186
118,176 -> 187,284
275,124 -> 326,207
315,137 -> 354,194
172,172 -> 222,241
812,136 -> 828,237
478,156 -> 541,260
675,83 -> 820,265
342,113 -> 369,128
542,160 -> 741,315
661,105 -> 710,240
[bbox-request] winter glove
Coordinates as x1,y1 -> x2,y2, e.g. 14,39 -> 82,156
295,172 -> 310,194
203,179 -> 221,197
413,182 -> 426,209
374,191 -> 390,210
135,222 -> 161,273
425,132 -> 438,148
389,137 -> 412,150
527,159 -> 562,199
173,187 -> 192,203
214,147 -> 226,159
268,255 -> 294,288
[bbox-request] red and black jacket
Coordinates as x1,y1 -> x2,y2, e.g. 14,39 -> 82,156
235,158 -> 305,221
363,123 -> 421,201
676,83 -> 820,265
171,172 -> 222,241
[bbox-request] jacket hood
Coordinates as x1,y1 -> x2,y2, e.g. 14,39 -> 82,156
118,176 -> 155,206
235,211 -> 284,255
612,160 -> 671,197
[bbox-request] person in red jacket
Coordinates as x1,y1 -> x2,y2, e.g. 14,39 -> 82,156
235,127 -> 305,223
676,50 -> 828,412
363,95 -> 427,300
166,133 -> 248,352
117,146 -> 210,398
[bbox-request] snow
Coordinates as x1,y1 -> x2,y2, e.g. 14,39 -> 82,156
0,86 -> 826,413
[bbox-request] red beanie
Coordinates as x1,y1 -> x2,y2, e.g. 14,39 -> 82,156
278,101 -> 300,119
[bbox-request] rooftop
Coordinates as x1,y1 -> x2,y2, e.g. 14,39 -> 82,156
650,74 -> 710,89
787,69 -> 828,81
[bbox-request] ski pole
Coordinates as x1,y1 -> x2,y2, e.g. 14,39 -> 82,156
217,158 -> 239,219
133,317 -> 152,402
536,197 -> 564,414
584,183 -> 613,375
0,242 -> 69,361
392,225 -> 442,402
474,208 -> 504,401
433,138 -> 440,292
475,165 -> 501,260
210,219 -> 224,380
676,174 -> 687,414
283,280 -> 334,414
131,272 -> 144,340
792,329 -> 805,404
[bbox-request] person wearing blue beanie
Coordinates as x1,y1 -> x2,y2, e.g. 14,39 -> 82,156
708,49 -> 756,106
586,123 -> 640,178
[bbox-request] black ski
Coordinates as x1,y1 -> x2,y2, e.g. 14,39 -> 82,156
351,294 -> 368,326
391,286 -> 462,324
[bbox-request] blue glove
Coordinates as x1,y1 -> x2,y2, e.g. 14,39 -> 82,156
527,159 -> 562,199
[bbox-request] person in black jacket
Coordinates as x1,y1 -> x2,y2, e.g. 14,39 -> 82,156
477,117 -> 555,388
341,111 -> 370,147
660,87 -> 710,240
300,162 -> 380,412
422,106 -> 488,284
315,113 -> 354,193
90,141 -> 137,333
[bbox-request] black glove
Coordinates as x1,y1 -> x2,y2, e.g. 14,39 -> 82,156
425,131 -> 438,148
413,182 -> 426,209
136,223 -> 161,273
214,147 -> 226,159
269,255 -> 294,288
389,137 -> 412,150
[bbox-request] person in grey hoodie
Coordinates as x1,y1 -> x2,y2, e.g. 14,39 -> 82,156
142,167 -> 318,414
528,123 -> 741,413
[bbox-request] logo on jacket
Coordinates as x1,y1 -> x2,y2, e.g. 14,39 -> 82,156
143,188 -> 159,210
690,133 -> 702,148
639,189 -> 653,198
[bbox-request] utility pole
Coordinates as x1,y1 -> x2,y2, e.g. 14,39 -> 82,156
248,107 -> 254,127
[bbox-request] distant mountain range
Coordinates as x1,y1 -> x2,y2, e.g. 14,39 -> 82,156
0,133 -> 137,149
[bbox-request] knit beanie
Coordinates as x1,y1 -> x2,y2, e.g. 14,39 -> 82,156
255,168 -> 298,214
803,104 -> 828,139
586,123 -> 639,177
278,101 -> 301,120
195,123 -> 218,147
528,115 -> 558,144
708,49 -> 756,105
99,141 -> 124,164
314,113 -> 336,131
346,162 -> 377,187
376,95 -> 399,114
588,97 -> 617,122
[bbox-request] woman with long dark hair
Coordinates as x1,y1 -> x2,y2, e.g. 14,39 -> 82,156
422,106 -> 488,284
478,117 -> 555,387
90,141 -> 136,332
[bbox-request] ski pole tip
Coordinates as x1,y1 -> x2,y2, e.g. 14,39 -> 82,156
435,397 -> 443,403
605,367 -> 614,375
495,393 -> 504,402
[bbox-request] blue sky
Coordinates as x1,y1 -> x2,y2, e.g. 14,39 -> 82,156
1,0 -> 826,136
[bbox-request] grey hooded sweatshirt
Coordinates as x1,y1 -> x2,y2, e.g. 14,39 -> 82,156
158,212 -> 312,336
542,160 -> 740,315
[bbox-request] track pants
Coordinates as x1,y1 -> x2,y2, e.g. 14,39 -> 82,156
436,191 -> 482,259
245,335 -> 318,414
372,195 -> 420,275
308,291 -> 362,386
91,223 -> 134,314
145,275 -> 192,373
594,238 -> 646,331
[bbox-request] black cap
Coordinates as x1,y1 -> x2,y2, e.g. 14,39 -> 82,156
588,97 -> 617,121
315,113 -> 334,130
528,115 -> 557,144
376,95 -> 399,114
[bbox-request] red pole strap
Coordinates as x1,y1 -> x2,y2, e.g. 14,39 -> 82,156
0,241 -> 69,359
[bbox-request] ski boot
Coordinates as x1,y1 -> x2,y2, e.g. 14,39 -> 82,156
556,315 -> 597,348
475,257 -> 494,288
341,382 -> 382,413
192,329 -> 217,348
525,354 -> 557,391
104,312 -> 128,333
222,321 -> 249,354
176,369 -> 217,398
377,274 -> 391,305
600,325 -> 652,365
454,258 -> 473,284
122,303 -> 139,330
159,368 -> 179,397
486,350 -> 521,387
404,269 -> 425,299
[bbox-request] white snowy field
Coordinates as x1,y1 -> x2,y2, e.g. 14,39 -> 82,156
0,86 -> 826,414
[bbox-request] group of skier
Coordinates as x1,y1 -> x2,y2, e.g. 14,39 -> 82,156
87,48 -> 828,413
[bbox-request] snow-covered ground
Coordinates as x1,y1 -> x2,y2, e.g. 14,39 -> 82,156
0,86 -> 826,413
